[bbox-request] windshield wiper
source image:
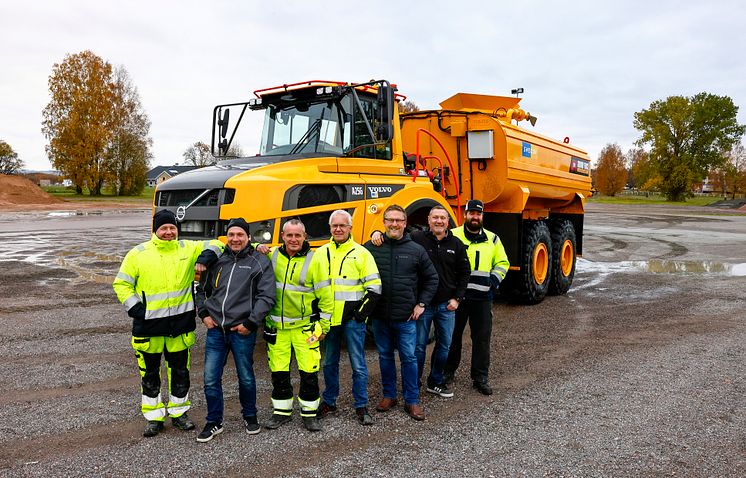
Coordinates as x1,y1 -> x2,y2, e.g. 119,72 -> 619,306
289,118 -> 322,155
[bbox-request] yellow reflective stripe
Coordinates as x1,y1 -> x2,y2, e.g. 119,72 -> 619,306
167,394 -> 190,417
142,394 -> 166,420
146,286 -> 192,302
123,295 -> 141,310
272,397 -> 294,415
298,397 -> 320,415
335,290 -> 364,301
299,250 -> 314,285
116,271 -> 136,285
314,279 -> 331,290
145,301 -> 194,320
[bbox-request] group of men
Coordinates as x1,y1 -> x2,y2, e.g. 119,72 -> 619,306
113,199 -> 509,442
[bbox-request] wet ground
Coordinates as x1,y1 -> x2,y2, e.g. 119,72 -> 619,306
0,202 -> 744,476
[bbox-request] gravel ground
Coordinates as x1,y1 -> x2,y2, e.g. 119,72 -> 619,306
0,203 -> 744,477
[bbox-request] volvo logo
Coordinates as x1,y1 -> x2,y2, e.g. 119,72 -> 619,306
176,205 -> 186,221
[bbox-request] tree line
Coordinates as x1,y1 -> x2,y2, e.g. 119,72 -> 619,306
594,93 -> 746,201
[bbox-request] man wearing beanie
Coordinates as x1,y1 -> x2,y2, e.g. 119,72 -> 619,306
113,209 -> 224,437
194,217 -> 276,442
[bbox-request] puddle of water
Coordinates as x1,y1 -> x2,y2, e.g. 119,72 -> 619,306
578,258 -> 746,276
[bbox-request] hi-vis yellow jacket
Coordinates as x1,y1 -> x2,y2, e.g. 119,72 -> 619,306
451,226 -> 510,301
113,234 -> 223,337
266,242 -> 334,333
313,236 -> 382,327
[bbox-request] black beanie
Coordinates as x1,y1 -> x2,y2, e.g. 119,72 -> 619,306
226,217 -> 251,236
153,209 -> 178,232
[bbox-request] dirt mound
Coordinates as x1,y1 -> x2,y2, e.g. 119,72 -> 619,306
0,174 -> 65,208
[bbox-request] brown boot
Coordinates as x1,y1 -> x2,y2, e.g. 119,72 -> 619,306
375,397 -> 398,412
404,403 -> 425,421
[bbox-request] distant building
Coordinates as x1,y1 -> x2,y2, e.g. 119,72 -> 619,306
146,165 -> 198,187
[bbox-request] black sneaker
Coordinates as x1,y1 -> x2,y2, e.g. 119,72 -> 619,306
356,407 -> 373,426
302,416 -> 322,432
171,413 -> 195,431
265,413 -> 292,430
244,415 -> 260,435
473,381 -> 493,396
316,402 -> 337,418
196,422 -> 223,442
143,420 -> 164,437
426,383 -> 454,398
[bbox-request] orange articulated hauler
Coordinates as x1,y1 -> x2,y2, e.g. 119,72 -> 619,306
155,80 -> 591,304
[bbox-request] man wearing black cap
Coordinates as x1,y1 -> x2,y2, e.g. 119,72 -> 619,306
194,218 -> 276,442
444,199 -> 510,395
113,209 -> 224,437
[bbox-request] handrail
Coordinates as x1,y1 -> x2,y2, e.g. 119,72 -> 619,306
414,128 -> 461,225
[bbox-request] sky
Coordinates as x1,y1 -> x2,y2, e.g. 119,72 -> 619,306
2,0 -> 745,171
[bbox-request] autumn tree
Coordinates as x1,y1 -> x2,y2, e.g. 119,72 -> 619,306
594,143 -> 627,196
0,140 -> 24,175
627,148 -> 659,192
399,100 -> 420,113
710,142 -> 746,199
633,93 -> 745,201
105,67 -> 152,196
42,51 -> 151,195
183,142 -> 216,166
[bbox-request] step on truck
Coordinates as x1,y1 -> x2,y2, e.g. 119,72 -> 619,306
154,80 -> 592,303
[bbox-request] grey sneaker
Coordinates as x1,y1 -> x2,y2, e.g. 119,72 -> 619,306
426,383 -> 454,398
244,415 -> 260,435
196,422 -> 223,442
265,413 -> 292,430
171,413 -> 195,431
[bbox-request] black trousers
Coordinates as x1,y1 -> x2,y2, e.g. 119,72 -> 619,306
139,348 -> 190,399
444,299 -> 493,383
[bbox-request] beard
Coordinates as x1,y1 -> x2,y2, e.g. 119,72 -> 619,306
466,217 -> 482,232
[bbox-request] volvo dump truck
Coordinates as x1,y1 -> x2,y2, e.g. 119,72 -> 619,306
155,80 -> 592,303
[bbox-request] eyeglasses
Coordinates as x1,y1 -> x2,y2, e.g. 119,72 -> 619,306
330,224 -> 351,229
383,217 -> 406,223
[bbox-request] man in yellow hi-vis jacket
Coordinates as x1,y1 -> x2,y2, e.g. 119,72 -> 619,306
263,219 -> 334,432
113,209 -> 223,438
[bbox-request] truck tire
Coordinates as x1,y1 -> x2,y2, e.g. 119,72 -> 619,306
548,219 -> 577,295
503,220 -> 551,304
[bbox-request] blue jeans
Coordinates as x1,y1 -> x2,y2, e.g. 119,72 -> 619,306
416,301 -> 455,387
203,328 -> 257,423
321,319 -> 368,409
371,319 -> 419,405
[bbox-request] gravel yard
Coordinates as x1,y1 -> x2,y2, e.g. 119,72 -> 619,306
0,203 -> 744,477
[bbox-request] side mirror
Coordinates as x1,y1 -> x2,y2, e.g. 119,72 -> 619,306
376,82 -> 395,142
218,109 -> 230,139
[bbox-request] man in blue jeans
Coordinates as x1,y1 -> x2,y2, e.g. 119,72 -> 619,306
316,210 -> 381,425
194,218 -> 276,442
364,205 -> 438,421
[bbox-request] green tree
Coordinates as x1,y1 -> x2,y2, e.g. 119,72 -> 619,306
42,50 -> 114,195
105,67 -> 152,196
627,148 -> 657,191
0,140 -> 24,174
633,93 -> 745,201
594,143 -> 627,196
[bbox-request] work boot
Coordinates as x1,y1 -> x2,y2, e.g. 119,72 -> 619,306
302,416 -> 323,432
356,407 -> 373,426
316,402 -> 337,418
404,403 -> 426,421
473,381 -> 493,396
375,397 -> 398,412
143,420 -> 164,437
265,413 -> 292,430
171,413 -> 195,431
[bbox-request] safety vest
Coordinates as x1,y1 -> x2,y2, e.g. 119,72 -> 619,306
314,236 -> 382,327
266,244 -> 333,331
113,234 -> 223,336
451,226 -> 510,300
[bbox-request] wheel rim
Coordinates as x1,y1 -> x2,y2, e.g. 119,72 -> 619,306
560,239 -> 574,277
532,242 -> 548,284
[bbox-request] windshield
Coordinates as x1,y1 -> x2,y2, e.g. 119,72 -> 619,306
260,98 -> 352,156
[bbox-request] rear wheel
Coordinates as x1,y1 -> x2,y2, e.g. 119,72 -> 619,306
503,220 -> 551,304
548,219 -> 577,295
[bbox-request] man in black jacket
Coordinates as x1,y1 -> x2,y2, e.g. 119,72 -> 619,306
194,218 -> 276,442
364,205 -> 438,421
